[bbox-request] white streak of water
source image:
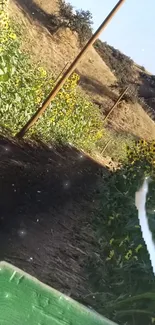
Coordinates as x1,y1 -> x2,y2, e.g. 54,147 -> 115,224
135,178 -> 155,275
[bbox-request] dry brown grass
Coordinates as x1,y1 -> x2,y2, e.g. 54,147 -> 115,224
9,0 -> 116,86
8,0 -> 155,146
109,101 -> 155,140
34,0 -> 60,14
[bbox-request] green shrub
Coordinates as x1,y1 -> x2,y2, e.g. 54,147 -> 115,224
94,39 -> 134,87
98,129 -> 135,162
59,1 -> 73,24
70,9 -> 93,43
59,1 -> 93,43
31,73 -> 103,148
87,139 -> 155,325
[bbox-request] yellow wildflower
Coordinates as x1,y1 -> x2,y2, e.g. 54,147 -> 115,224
125,250 -> 132,260
106,250 -> 114,261
9,32 -> 16,40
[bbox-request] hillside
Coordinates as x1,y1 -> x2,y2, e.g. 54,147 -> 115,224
8,0 -> 155,145
2,2 -> 155,324
94,39 -> 155,112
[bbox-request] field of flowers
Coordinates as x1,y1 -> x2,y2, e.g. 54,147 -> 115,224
0,0 -> 103,149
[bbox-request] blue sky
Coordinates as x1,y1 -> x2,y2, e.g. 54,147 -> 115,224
69,0 -> 155,74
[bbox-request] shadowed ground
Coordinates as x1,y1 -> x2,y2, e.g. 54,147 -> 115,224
0,136 -> 107,305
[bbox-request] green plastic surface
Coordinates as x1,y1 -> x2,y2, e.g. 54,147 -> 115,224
0,262 -> 116,325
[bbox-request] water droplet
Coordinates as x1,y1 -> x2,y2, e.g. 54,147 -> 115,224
63,181 -> 70,189
4,146 -> 10,152
18,229 -> 27,238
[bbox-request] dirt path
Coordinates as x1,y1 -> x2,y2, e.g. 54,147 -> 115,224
0,137 -> 106,304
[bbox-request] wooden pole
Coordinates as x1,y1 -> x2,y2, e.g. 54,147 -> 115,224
16,0 -> 126,139
103,86 -> 129,124
54,62 -> 69,83
101,139 -> 112,155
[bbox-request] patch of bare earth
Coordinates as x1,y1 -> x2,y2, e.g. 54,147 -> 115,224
0,137 -> 107,305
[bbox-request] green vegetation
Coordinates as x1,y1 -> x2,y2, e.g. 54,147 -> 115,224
59,0 -> 93,43
0,1 -> 134,157
87,140 -> 155,325
94,39 -> 134,87
98,129 -> 134,162
0,1 -> 103,150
